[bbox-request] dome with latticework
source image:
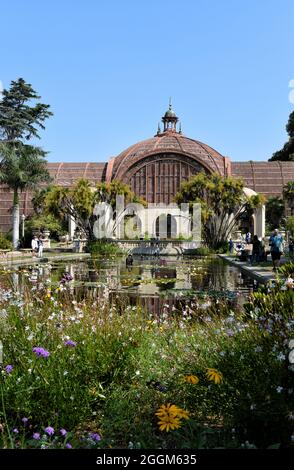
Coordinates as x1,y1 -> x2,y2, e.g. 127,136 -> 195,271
109,132 -> 228,182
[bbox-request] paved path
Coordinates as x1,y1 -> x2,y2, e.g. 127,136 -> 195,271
0,251 -> 90,266
218,254 -> 283,284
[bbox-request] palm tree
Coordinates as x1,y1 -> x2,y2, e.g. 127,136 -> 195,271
0,142 -> 51,248
283,181 -> 294,216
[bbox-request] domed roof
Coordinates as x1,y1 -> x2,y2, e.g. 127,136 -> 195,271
108,132 -> 227,181
164,107 -> 177,118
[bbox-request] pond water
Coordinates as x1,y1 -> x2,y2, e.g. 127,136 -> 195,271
0,255 -> 258,315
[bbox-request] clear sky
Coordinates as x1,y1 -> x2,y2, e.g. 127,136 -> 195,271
0,0 -> 293,163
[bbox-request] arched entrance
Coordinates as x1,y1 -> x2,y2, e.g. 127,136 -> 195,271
155,214 -> 177,239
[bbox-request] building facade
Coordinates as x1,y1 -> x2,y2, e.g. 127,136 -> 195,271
1,104 -> 294,236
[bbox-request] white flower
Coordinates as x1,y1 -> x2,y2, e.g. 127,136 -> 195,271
276,352 -> 286,362
276,386 -> 283,393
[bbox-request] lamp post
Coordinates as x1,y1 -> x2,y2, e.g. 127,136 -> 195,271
21,214 -> 26,239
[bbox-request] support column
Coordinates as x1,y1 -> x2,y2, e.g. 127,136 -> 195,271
254,205 -> 265,239
68,215 -> 76,240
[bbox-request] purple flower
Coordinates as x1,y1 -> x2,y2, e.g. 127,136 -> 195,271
44,426 -> 54,436
64,340 -> 77,348
65,443 -> 72,449
22,417 -> 28,424
5,364 -> 13,374
89,432 -> 101,442
60,428 -> 67,436
33,347 -> 50,358
13,428 -> 19,434
33,432 -> 40,440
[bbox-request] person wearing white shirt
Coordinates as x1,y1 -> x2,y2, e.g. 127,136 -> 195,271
31,236 -> 38,257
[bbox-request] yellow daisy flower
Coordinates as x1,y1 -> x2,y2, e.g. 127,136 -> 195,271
175,407 -> 190,420
184,374 -> 199,385
155,403 -> 190,432
157,415 -> 182,432
206,368 -> 223,384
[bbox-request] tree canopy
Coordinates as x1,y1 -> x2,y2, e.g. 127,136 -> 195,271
0,78 -> 52,247
283,181 -> 294,216
265,196 -> 285,230
175,173 -> 264,249
269,111 -> 294,161
0,78 -> 53,142
43,179 -> 144,240
0,142 -> 50,195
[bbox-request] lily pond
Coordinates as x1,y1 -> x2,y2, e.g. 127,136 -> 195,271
0,255 -> 257,314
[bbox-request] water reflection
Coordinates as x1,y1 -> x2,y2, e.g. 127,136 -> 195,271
0,256 -> 258,314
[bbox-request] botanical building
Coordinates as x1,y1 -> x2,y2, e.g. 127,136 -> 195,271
1,104 -> 294,236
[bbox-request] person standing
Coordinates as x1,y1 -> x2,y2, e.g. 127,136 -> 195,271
37,235 -> 44,258
31,235 -> 38,257
245,231 -> 251,244
289,236 -> 294,257
251,235 -> 261,264
269,229 -> 283,271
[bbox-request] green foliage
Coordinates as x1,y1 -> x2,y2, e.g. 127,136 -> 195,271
269,111 -> 294,161
175,173 -> 263,249
0,78 -> 52,141
0,233 -> 12,249
277,262 -> 294,278
25,214 -> 66,241
1,268 -> 294,448
0,142 -> 51,198
283,181 -> 294,216
193,246 -> 212,256
87,240 -> 124,256
44,179 -> 146,241
286,216 -> 294,236
95,180 -> 146,209
265,197 -> 285,230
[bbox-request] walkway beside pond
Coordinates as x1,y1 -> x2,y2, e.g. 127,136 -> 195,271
0,251 -> 90,266
219,254 -> 284,284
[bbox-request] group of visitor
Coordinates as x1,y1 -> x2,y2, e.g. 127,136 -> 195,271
31,234 -> 44,258
230,228 -> 290,272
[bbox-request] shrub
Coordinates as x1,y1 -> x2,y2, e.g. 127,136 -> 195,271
0,233 -> 12,250
87,240 -> 124,256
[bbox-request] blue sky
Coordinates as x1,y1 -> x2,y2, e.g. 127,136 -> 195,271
0,0 -> 293,163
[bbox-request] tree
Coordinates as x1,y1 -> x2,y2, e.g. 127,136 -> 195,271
0,78 -> 52,142
0,143 -> 51,247
175,173 -> 264,249
0,78 -> 52,247
286,216 -> 294,237
44,179 -> 144,241
265,197 -> 285,230
283,181 -> 294,216
269,111 -> 294,161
